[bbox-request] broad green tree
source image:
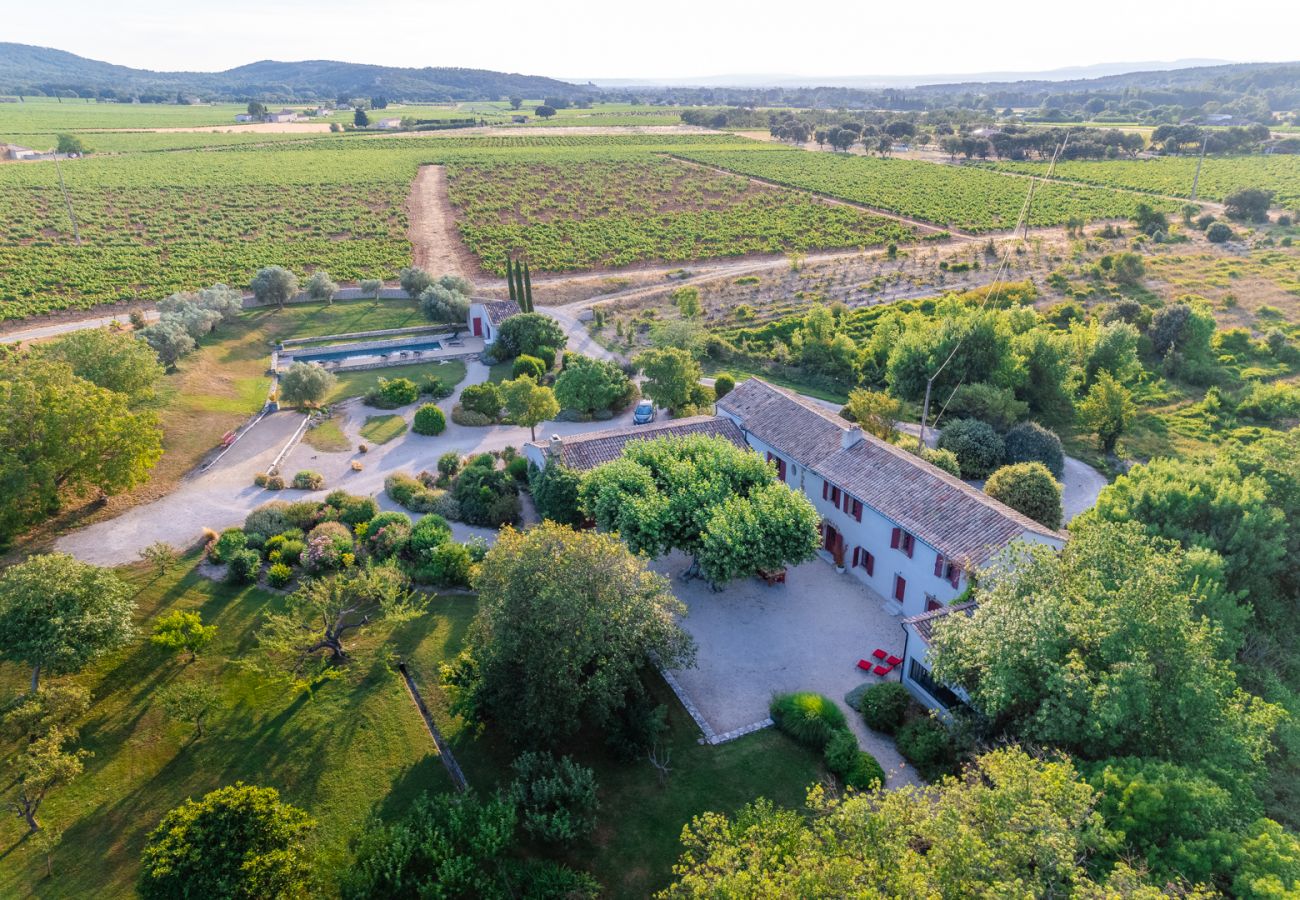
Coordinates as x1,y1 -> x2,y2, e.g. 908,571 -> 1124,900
495,312 -> 565,360
37,327 -> 164,405
634,347 -> 703,413
7,727 -> 88,833
150,611 -> 217,662
1077,371 -> 1135,453
139,783 -> 314,900
277,361 -> 336,408
553,353 -> 630,415
158,679 -> 220,740
930,519 -> 1283,776
443,522 -> 695,746
500,376 -> 559,441
984,462 -> 1063,529
0,554 -> 135,693
578,434 -> 820,585
842,388 -> 902,442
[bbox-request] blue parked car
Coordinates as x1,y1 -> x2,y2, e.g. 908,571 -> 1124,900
633,400 -> 656,424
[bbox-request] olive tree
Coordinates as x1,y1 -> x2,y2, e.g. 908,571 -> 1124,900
250,266 -> 299,309
277,361 -> 336,408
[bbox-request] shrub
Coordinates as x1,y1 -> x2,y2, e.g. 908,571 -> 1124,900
823,729 -> 860,776
1236,382 -> 1300,422
530,463 -> 583,526
1206,222 -> 1234,244
921,447 -> 961,477
265,474 -> 286,491
769,692 -> 847,749
385,472 -> 444,512
426,542 -> 472,587
253,472 -> 269,488
713,373 -> 735,400
505,456 -> 529,482
267,562 -> 293,588
860,682 -> 911,734
945,383 -> 1027,429
209,528 -> 247,564
896,717 -> 956,780
324,491 -> 377,526
366,377 -> 420,409
409,514 -> 452,557
438,452 -> 462,481
279,539 -> 305,565
844,752 -> 886,790
412,404 -> 447,436
304,521 -> 353,572
454,462 -> 520,527
937,418 -> 1005,479
430,493 -> 461,521
452,406 -> 495,426
460,383 -> 502,418
420,375 -> 453,400
282,501 -> 320,530
1002,421 -> 1065,479
508,752 -> 599,846
532,344 -> 557,371
985,462 -> 1063,529
225,549 -> 261,584
366,512 -> 412,560
244,503 -> 291,538
291,470 -> 324,491
513,355 -> 546,380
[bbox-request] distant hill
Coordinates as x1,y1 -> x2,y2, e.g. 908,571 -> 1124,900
0,43 -> 584,102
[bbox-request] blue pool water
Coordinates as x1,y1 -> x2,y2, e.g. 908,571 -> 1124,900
291,339 -> 442,364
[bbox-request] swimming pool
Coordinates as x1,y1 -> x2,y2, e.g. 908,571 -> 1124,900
289,339 -> 443,365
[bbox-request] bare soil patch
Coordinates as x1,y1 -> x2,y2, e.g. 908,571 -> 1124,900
406,164 -> 481,280
138,122 -> 333,134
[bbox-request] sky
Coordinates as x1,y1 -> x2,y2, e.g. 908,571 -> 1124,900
7,0 -> 1297,82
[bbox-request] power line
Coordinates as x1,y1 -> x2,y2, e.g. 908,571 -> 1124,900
54,157 -> 81,246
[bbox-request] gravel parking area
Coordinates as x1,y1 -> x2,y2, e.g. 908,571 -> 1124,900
657,551 -> 921,787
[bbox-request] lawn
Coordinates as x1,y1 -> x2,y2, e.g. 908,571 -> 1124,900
326,359 -> 467,405
359,414 -> 408,444
0,557 -> 825,897
302,416 -> 351,452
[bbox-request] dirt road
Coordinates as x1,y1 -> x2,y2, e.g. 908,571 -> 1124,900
407,164 -> 477,277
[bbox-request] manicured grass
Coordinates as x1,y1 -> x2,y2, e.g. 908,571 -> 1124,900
487,359 -> 514,383
325,359 -> 467,405
359,414 -> 408,445
302,417 -> 352,452
0,558 -> 826,898
702,362 -> 850,405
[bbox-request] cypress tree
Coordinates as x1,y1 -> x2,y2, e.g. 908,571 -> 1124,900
513,260 -> 527,311
506,258 -> 517,304
524,262 -> 534,312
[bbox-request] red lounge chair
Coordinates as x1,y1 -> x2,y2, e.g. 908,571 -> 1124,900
873,664 -> 893,677
887,654 -> 903,667
857,659 -> 872,672
871,648 -> 888,661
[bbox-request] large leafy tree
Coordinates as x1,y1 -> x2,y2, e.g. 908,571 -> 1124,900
634,347 -> 703,413
277,362 -> 336,408
662,748 -> 1172,898
578,434 -> 820,586
444,522 -> 695,746
494,312 -> 565,360
930,519 -> 1283,778
36,327 -> 164,405
139,783 -> 314,900
553,353 -> 631,415
250,266 -> 298,309
0,357 -> 163,543
1077,370 -> 1135,453
0,554 -> 135,693
500,376 -> 558,441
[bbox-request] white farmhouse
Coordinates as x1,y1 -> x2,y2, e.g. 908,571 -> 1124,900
466,299 -> 521,346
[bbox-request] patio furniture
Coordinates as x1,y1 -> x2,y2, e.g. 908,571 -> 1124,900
873,664 -> 893,677
856,659 -> 873,672
871,648 -> 888,662
887,654 -> 903,667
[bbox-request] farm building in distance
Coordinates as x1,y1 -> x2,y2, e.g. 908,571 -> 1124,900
2,143 -> 40,160
466,299 -> 520,346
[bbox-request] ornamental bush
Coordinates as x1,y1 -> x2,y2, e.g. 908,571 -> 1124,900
713,373 -> 735,400
507,752 -> 599,846
366,512 -> 412,560
985,462 -> 1064,530
823,729 -> 859,776
530,463 -> 583,526
896,716 -> 957,781
506,456 -> 529,481
769,692 -> 847,749
279,539 -> 305,566
921,447 -> 961,477
513,354 -> 546,380
860,682 -> 911,734
209,528 -> 247,564
496,313 -> 566,360
304,521 -> 353,572
291,470 -> 324,491
225,549 -> 261,584
1003,421 -> 1065,479
366,377 -> 420,409
412,404 -> 447,436
385,472 -> 444,512
844,751 -> 886,790
323,491 -> 377,527
460,383 -> 502,418
937,418 -> 1005,479
409,514 -> 452,557
420,375 -> 453,400
454,460 -> 520,527
244,502 -> 291,538
426,542 -> 472,587
267,562 -> 293,588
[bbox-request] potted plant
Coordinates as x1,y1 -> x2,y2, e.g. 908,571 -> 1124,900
832,542 -> 846,574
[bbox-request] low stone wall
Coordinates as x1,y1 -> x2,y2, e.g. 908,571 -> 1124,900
240,287 -> 410,309
321,349 -> 480,373
280,323 -> 455,348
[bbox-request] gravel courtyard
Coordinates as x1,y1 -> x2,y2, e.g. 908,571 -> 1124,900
656,551 -> 922,788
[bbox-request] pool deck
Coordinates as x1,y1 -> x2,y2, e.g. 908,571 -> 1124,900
274,335 -> 486,372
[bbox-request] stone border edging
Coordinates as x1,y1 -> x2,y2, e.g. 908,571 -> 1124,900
659,666 -> 775,745
398,662 -> 468,792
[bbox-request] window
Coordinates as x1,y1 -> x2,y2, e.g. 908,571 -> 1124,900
907,659 -> 962,710
851,498 -> 863,522
925,595 -> 942,612
765,452 -> 787,482
831,486 -> 841,505
893,575 -> 906,603
853,547 -> 875,576
890,527 -> 914,557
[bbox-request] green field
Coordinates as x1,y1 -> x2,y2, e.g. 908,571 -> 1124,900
673,148 -> 1180,232
0,556 -> 823,898
0,98 -> 255,132
446,155 -> 917,273
981,155 -> 1300,207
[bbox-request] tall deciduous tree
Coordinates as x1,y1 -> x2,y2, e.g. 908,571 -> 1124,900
139,783 -> 314,900
150,611 -> 217,663
443,522 -> 695,746
37,327 -> 164,405
500,376 -> 558,441
277,361 -> 336,408
634,347 -> 702,413
930,519 -> 1283,777
841,388 -> 902,442
495,312 -> 565,360
1077,371 -> 1134,453
553,353 -> 631,415
0,554 -> 135,693
578,434 -> 820,585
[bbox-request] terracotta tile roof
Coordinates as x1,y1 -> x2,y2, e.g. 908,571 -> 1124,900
526,416 -> 746,472
481,300 -> 521,327
719,378 -> 1065,567
903,601 -> 975,643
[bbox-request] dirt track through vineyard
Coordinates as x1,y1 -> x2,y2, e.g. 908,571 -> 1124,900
406,164 -> 479,277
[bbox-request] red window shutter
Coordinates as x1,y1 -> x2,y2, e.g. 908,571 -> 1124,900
949,566 -> 961,589
822,481 -> 829,500
841,492 -> 849,513
894,576 -> 906,602
934,555 -> 944,577
778,459 -> 787,481
865,552 -> 875,576
831,486 -> 840,505
926,597 -> 942,612
890,527 -> 900,549
853,499 -> 863,522
852,547 -> 860,567
766,451 -> 772,462
904,534 -> 914,558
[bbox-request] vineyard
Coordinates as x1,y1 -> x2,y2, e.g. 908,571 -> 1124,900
671,149 -> 1178,232
0,98 -> 253,132
981,156 -> 1300,207
444,156 -> 918,273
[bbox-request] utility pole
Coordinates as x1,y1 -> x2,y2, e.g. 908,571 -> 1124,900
1191,133 -> 1208,201
917,378 -> 934,450
54,158 -> 81,245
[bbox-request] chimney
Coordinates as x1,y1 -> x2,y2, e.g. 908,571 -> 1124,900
841,424 -> 864,450
548,434 -> 563,457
